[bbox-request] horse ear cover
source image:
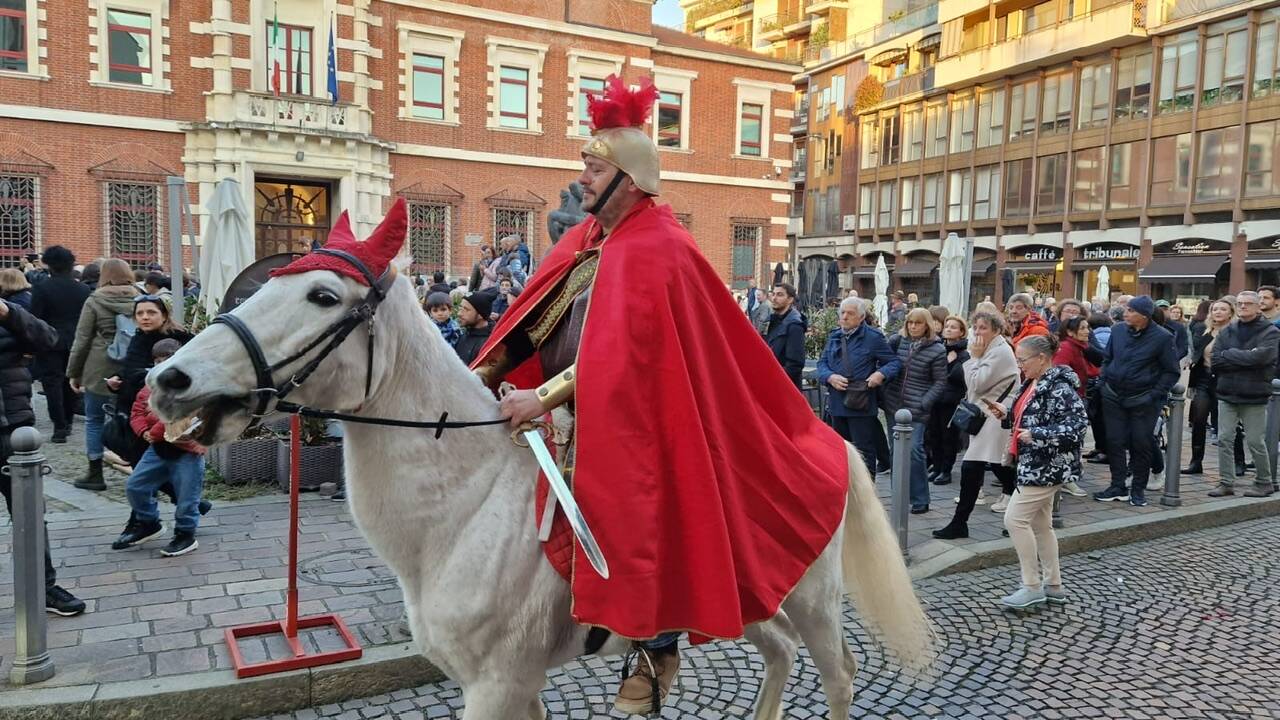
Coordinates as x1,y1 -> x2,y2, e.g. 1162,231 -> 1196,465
270,198 -> 408,286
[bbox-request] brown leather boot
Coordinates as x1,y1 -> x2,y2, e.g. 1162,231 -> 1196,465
613,646 -> 680,714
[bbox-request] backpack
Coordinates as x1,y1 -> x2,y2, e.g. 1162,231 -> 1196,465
106,314 -> 136,362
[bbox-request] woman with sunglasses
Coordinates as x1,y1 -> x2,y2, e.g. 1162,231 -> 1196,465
107,294 -> 193,437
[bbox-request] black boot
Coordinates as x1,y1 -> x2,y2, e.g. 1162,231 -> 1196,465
74,459 -> 106,491
1183,442 -> 1204,474
932,522 -> 968,540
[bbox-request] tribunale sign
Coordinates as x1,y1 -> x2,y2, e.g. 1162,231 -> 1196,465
1078,243 -> 1141,261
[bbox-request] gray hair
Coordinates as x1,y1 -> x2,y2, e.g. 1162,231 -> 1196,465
839,296 -> 867,315
970,310 -> 1006,333
1007,292 -> 1034,309
1237,290 -> 1260,304
1017,334 -> 1058,359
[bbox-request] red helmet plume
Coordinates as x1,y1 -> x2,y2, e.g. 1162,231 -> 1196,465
586,74 -> 659,133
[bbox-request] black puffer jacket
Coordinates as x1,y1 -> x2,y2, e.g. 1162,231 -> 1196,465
30,273 -> 90,352
883,334 -> 947,423
1211,316 -> 1280,404
938,338 -> 970,407
453,324 -> 492,366
117,327 -> 195,416
0,300 -> 59,430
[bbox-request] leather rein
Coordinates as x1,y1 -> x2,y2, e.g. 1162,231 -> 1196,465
211,248 -> 508,437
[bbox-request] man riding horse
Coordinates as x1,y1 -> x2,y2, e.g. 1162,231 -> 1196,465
472,75 -> 851,714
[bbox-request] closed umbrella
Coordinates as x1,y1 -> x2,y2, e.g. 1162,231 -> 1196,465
939,232 -> 967,316
773,262 -> 784,287
198,178 -> 254,317
1095,265 -> 1110,304
825,260 -> 840,304
873,254 -> 889,327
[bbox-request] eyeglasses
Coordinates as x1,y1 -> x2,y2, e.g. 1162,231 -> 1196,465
134,294 -> 166,303
1015,355 -> 1039,366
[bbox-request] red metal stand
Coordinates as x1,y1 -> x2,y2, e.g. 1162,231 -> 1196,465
224,415 -> 362,678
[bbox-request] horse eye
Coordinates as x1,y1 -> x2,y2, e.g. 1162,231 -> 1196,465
307,289 -> 340,307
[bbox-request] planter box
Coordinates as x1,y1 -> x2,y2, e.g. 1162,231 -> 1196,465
276,440 -> 344,491
209,437 -> 280,485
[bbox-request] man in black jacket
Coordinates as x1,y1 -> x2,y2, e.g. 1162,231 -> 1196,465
765,283 -> 806,389
1094,296 -> 1180,507
30,246 -> 91,442
1209,291 -> 1279,498
0,298 -> 86,616
454,290 -> 496,366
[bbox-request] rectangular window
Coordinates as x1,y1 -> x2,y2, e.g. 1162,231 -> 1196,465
878,181 -> 895,228
1246,120 -> 1280,196
656,91 -> 682,147
1023,0 -> 1059,33
860,119 -> 879,170
1157,32 -> 1197,115
406,201 -> 450,273
977,88 -> 1005,148
739,103 -> 763,156
1003,158 -> 1033,218
1194,126 -> 1242,202
1009,79 -> 1038,141
0,175 -> 36,265
948,169 -> 972,222
900,177 -> 918,226
949,93 -> 976,154
880,111 -> 901,165
267,22 -> 311,95
902,104 -> 924,161
730,224 -> 761,288
1201,20 -> 1248,107
411,53 -> 445,120
1036,153 -> 1068,214
577,76 -> 606,136
1108,141 -> 1146,209
108,8 -> 153,85
974,165 -> 1001,221
1072,146 -> 1106,211
925,101 -> 947,158
107,182 -> 158,267
1150,133 -> 1192,206
1254,13 -> 1279,98
492,207 -> 532,257
499,66 -> 529,129
1114,50 -> 1152,120
0,0 -> 27,73
1040,71 -> 1073,135
859,183 -> 874,230
921,173 -> 941,225
826,186 -> 840,233
1078,62 -> 1111,129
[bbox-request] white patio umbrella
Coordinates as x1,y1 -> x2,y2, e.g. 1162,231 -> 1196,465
1095,264 -> 1110,305
198,178 -> 254,317
938,232 -> 968,317
873,254 -> 890,327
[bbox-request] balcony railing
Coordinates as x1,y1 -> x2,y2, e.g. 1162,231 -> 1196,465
1161,0 -> 1242,23
760,11 -> 799,33
952,0 -> 1144,57
880,66 -> 934,102
237,91 -> 356,134
805,2 -> 939,65
687,0 -> 751,25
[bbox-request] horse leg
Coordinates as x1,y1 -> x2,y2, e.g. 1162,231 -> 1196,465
524,696 -> 548,720
783,535 -> 858,719
459,678 -> 544,720
743,611 -> 800,720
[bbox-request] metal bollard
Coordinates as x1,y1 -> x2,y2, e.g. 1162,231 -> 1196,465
1051,489 -> 1064,529
1162,385 -> 1187,507
1267,379 -> 1280,492
891,409 -> 913,556
5,427 -> 55,684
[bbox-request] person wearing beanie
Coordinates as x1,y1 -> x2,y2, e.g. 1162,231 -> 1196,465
423,291 -> 460,347
453,289 -> 495,365
1093,295 -> 1180,506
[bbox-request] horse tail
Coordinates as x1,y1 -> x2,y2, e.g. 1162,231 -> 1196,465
839,442 -> 936,674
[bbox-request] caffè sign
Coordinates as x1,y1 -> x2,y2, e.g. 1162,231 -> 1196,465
1014,246 -> 1060,262
1159,239 -> 1231,255
1079,243 -> 1141,261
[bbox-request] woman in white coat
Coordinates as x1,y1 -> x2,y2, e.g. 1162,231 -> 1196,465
933,310 -> 1021,539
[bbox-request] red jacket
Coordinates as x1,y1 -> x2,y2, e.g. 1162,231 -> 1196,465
1053,336 -> 1098,398
1010,312 -> 1051,347
130,386 -> 206,455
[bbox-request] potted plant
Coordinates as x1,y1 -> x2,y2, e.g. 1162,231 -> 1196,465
209,420 -> 285,486
274,416 -> 344,491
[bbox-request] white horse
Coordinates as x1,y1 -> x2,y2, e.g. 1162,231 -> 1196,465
148,256 -> 933,719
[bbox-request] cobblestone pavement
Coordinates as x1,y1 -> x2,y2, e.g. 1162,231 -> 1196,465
0,396 -> 1273,693
254,517 -> 1280,720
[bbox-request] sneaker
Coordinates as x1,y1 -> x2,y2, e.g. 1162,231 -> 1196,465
1207,484 -> 1235,498
331,490 -> 346,501
111,518 -> 164,550
160,531 -> 198,557
990,494 -> 1011,513
614,646 -> 680,714
50,433 -> 68,444
198,500 -> 213,516
1000,586 -> 1046,609
1093,487 -> 1130,502
1062,481 -> 1087,497
46,586 -> 86,617
910,504 -> 929,514
1181,463 -> 1204,475
952,494 -> 988,505
1044,585 -> 1069,605
1243,485 -> 1275,498
1129,495 -> 1149,507
1149,471 -> 1165,492
1086,454 -> 1109,464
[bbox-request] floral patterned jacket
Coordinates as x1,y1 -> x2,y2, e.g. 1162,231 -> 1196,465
1009,364 -> 1088,488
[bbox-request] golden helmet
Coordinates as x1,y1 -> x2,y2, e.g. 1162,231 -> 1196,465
581,75 -> 662,196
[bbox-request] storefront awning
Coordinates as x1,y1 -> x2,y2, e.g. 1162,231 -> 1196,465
1138,254 -> 1228,281
972,259 -> 997,274
1072,260 -> 1133,270
1006,262 -> 1058,272
893,259 -> 937,277
852,266 -> 892,277
1245,257 -> 1280,271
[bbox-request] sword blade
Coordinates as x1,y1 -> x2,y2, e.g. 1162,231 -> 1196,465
523,429 -> 610,579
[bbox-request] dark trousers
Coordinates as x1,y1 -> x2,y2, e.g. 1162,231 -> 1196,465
1103,395 -> 1160,495
926,402 -> 961,474
831,415 -> 887,474
873,411 -> 893,472
1087,383 -> 1107,454
0,432 -> 57,590
1189,386 -> 1245,466
948,461 -> 1016,527
38,350 -> 76,435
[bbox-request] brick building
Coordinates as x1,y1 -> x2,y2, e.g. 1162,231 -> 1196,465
0,0 -> 799,289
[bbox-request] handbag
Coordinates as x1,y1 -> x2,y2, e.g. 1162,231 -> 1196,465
837,334 -> 872,412
950,378 -> 1017,436
101,402 -> 146,466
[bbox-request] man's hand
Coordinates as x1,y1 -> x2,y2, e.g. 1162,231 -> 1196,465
827,374 -> 849,391
499,388 -> 545,427
1017,428 -> 1033,444
866,371 -> 886,388
971,335 -> 988,358
69,378 -> 83,394
142,431 -> 153,443
106,376 -> 122,391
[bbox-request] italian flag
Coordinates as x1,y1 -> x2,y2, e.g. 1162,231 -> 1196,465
269,1 -> 281,96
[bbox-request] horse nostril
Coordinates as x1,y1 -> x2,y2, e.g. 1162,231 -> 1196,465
157,367 -> 192,391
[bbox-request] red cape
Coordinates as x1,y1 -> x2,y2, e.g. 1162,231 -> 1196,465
473,199 -> 848,641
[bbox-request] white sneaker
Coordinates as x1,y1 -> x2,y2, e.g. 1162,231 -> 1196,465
990,494 -> 1011,512
953,494 -> 988,505
1062,481 -> 1087,497
1150,471 -> 1165,492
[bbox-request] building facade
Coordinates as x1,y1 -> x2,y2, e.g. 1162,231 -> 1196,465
0,0 -> 798,290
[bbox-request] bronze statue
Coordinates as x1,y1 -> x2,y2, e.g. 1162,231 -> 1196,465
547,182 -> 587,244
